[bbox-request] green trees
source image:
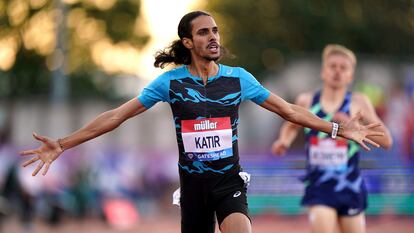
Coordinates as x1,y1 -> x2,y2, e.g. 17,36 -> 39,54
1,0 -> 148,99
206,0 -> 414,77
2,0 -> 414,97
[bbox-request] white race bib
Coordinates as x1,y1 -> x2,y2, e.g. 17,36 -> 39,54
181,117 -> 233,161
309,137 -> 348,169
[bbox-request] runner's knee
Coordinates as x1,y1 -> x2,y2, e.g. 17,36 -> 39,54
220,213 -> 251,233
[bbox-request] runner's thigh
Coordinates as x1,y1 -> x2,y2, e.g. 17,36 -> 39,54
339,212 -> 366,233
180,177 -> 216,233
308,205 -> 338,233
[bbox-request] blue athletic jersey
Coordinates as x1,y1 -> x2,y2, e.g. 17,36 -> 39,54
302,90 -> 364,194
138,64 -> 270,177
301,91 -> 367,215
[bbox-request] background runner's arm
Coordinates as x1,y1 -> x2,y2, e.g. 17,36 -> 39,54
271,93 -> 311,155
352,93 -> 393,149
271,122 -> 300,155
58,98 -> 147,150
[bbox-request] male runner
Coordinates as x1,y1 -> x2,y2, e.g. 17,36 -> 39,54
21,12 -> 383,233
271,44 -> 392,233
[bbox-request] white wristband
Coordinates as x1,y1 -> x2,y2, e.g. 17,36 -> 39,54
331,122 -> 339,139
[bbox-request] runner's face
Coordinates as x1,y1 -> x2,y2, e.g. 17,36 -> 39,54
188,15 -> 221,61
321,54 -> 354,89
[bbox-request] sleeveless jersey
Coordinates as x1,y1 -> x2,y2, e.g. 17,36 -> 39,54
138,64 -> 270,177
303,90 -> 363,194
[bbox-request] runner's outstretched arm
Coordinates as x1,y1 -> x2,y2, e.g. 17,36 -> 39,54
20,98 -> 147,176
261,92 -> 384,151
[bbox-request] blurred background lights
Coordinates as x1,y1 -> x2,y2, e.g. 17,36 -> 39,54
7,0 -> 29,26
0,35 -> 19,71
22,10 -> 57,56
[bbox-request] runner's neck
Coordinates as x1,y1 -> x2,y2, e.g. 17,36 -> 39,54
320,87 -> 348,114
187,62 -> 219,85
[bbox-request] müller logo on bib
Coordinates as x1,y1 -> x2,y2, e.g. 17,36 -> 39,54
194,119 -> 218,131
182,118 -> 231,133
181,117 -> 233,161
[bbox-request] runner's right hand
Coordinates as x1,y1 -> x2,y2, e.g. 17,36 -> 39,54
271,139 -> 288,156
20,133 -> 64,176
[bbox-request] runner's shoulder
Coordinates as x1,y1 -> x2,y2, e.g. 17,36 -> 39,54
295,92 -> 313,108
159,65 -> 187,80
351,92 -> 372,107
220,64 -> 248,78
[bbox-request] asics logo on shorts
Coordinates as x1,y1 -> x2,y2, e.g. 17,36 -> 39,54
233,191 -> 241,198
347,208 -> 360,215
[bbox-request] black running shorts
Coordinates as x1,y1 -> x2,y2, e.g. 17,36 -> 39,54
179,169 -> 250,233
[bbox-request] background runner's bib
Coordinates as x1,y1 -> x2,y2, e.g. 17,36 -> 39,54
309,136 -> 348,168
181,117 -> 233,161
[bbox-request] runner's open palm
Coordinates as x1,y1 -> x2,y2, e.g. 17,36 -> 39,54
340,112 -> 383,151
20,133 -> 63,176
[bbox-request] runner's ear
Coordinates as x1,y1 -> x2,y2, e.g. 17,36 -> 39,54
182,38 -> 193,49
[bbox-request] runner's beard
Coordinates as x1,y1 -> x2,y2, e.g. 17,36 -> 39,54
202,47 -> 221,61
202,53 -> 220,61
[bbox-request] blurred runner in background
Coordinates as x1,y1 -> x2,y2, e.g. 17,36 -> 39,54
271,44 -> 393,233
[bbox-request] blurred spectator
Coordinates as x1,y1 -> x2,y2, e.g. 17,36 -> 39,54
0,143 -> 35,232
384,80 -> 414,162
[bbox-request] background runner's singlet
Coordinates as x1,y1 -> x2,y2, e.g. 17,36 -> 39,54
303,90 -> 364,194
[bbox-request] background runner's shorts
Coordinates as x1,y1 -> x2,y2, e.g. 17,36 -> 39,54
179,170 -> 250,233
301,184 -> 368,216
